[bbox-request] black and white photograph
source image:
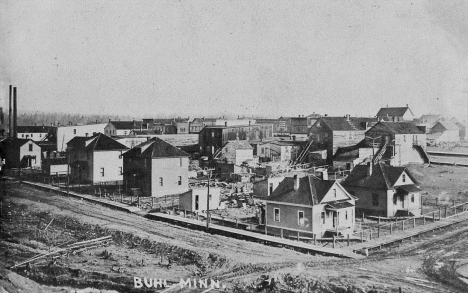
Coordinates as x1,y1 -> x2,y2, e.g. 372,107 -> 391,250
1,1 -> 468,292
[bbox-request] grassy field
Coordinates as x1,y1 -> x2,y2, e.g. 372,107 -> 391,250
407,164 -> 468,204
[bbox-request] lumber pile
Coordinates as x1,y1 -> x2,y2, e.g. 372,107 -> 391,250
10,235 -> 113,269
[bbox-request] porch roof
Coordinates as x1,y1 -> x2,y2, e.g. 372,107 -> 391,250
325,201 -> 354,211
396,185 -> 422,194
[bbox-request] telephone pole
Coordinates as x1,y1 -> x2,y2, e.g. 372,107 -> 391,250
206,169 -> 215,231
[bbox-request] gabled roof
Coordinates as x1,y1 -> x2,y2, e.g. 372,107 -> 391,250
17,126 -> 52,133
434,120 -> 459,131
376,107 -> 413,117
318,117 -> 377,131
123,137 -> 189,158
342,162 -> 419,190
368,121 -> 424,134
67,133 -> 128,151
108,121 -> 145,130
418,114 -> 444,121
267,175 -> 337,206
0,138 -> 37,150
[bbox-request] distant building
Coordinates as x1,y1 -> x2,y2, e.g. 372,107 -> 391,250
214,140 -> 254,180
122,137 -> 190,198
0,138 -> 42,169
253,176 -> 286,198
174,118 -> 190,134
376,105 -> 414,122
143,119 -> 178,134
16,126 -> 54,141
289,117 -> 309,141
308,116 -> 377,163
428,120 -> 460,142
454,121 -> 467,141
179,186 -> 222,212
189,118 -> 217,134
198,124 -> 273,158
264,175 -> 356,237
67,133 -> 129,184
256,141 -> 300,162
342,162 -> 422,217
414,114 -> 445,132
104,121 -> 148,136
57,123 -> 108,152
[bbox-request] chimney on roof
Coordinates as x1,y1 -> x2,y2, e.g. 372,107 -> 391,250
224,122 -> 227,126
367,161 -> 372,176
346,114 -> 350,121
293,174 -> 299,190
406,104 -> 408,107
322,171 -> 328,180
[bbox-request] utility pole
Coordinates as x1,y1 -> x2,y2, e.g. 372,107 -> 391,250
206,168 -> 215,231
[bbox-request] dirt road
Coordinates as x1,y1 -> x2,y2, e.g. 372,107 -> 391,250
1,181 -> 466,292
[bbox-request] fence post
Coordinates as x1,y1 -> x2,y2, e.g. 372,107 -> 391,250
138,196 -> 141,208
265,225 -> 267,235
333,236 -> 336,249
297,231 -> 300,241
361,231 -> 363,243
151,197 -> 154,209
280,228 -> 283,238
432,212 -> 435,222
390,222 -> 393,234
445,206 -> 447,218
413,217 -> 415,228
369,228 -> 372,240
423,215 -> 426,225
184,210 -> 186,218
378,216 -> 381,238
347,234 -> 350,246
438,207 -> 441,220
402,220 -> 405,231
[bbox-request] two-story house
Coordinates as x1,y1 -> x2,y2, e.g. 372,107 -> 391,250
16,126 -> 54,141
365,121 -> 428,166
342,162 -> 422,217
67,133 -> 129,184
198,124 -> 273,158
57,122 -> 108,152
264,175 -> 356,237
189,118 -> 217,134
308,116 -> 377,163
122,137 -> 189,198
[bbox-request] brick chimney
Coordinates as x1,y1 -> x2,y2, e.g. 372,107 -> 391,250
322,171 -> 328,180
368,161 -> 373,176
293,175 -> 299,190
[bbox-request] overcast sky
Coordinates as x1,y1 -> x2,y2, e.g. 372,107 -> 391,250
1,0 -> 468,119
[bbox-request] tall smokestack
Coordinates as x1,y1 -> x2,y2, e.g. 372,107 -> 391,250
13,87 -> 17,138
8,85 -> 12,137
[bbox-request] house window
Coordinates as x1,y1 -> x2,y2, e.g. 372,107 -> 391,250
159,177 -> 163,186
402,174 -> 406,183
119,167 -> 123,175
393,194 -> 398,205
321,212 -> 325,224
403,135 -> 406,142
333,189 -> 337,198
345,210 -> 348,220
178,158 -> 182,167
211,131 -> 215,138
372,194 -> 379,206
273,208 -> 280,222
411,194 -> 415,203
29,144 -> 33,151
178,176 -> 182,185
100,168 -> 105,177
298,211 -> 305,226
73,129 -> 76,134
